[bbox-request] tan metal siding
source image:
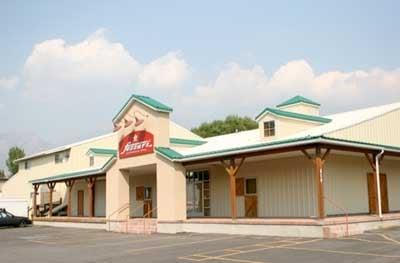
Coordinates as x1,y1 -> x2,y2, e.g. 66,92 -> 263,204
324,155 -> 370,215
327,108 -> 400,147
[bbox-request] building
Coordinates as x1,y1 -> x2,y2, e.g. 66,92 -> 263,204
0,174 -> 8,194
2,94 -> 400,238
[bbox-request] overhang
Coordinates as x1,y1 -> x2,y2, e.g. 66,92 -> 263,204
29,157 -> 116,184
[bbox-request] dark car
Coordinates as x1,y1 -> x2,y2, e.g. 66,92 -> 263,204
0,208 -> 32,227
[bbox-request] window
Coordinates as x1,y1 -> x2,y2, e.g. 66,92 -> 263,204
24,161 -> 30,170
55,151 -> 70,164
263,121 -> 275,137
89,156 -> 94,167
186,170 -> 210,217
245,178 -> 257,195
55,153 -> 62,164
144,187 -> 152,200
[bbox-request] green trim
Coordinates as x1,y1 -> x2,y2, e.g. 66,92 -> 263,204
30,156 -> 116,184
277,95 -> 320,108
156,136 -> 319,161
321,136 -> 400,152
255,107 -> 332,123
87,148 -> 117,156
113,94 -> 173,122
169,138 -> 207,146
155,147 -> 184,159
157,135 -> 400,162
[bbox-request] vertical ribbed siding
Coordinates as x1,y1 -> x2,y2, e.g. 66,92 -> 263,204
324,155 -> 369,215
209,156 -> 317,218
327,108 -> 400,147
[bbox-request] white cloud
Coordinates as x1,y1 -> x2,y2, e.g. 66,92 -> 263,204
138,51 -> 189,88
182,60 -> 400,123
1,29 -> 400,144
21,29 -> 189,100
0,76 -> 19,90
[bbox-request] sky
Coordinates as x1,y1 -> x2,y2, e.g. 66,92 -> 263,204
0,0 -> 400,168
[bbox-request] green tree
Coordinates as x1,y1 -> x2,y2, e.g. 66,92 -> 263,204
191,115 -> 258,138
0,169 -> 5,178
6,146 -> 25,175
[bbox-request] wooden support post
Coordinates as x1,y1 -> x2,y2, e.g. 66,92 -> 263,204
365,152 -> 384,215
221,157 -> 245,219
32,184 -> 40,218
47,182 -> 56,217
65,180 -> 75,217
302,146 -> 330,219
86,177 -> 96,217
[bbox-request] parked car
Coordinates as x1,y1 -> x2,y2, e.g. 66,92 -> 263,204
0,208 -> 32,227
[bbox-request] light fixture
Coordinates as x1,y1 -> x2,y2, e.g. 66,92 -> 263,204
124,118 -> 133,128
130,111 -> 148,127
113,123 -> 122,132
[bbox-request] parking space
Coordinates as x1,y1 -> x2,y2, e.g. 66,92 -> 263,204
2,226 -> 400,262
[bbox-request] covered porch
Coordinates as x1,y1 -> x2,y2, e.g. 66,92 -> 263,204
29,158 -> 115,225
171,138 -> 400,237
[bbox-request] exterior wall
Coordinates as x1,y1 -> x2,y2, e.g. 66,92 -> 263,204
258,115 -> 320,140
70,178 -> 106,217
327,108 -> 400,147
278,103 -> 320,116
156,157 -> 186,221
324,155 -> 370,215
208,156 -> 317,218
129,174 -> 157,217
205,153 -> 400,218
382,159 -> 400,211
1,133 -> 117,206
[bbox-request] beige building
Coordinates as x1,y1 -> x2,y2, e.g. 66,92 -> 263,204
2,94 -> 400,238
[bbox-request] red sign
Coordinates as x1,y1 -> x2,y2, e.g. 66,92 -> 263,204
119,130 -> 154,159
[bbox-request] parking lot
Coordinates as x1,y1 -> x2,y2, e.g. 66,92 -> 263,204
1,226 -> 400,262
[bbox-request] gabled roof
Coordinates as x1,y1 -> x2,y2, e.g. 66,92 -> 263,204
113,94 -> 173,123
255,107 -> 332,123
277,95 -> 320,108
15,132 -> 117,163
30,156 -> 116,184
156,102 -> 400,163
87,148 -> 117,156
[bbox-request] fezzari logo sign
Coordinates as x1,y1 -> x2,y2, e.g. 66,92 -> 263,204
119,130 -> 154,159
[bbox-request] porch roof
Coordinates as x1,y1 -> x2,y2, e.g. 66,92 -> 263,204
29,156 -> 116,184
156,136 -> 400,163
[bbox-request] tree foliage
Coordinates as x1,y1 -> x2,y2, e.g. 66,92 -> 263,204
6,146 -> 25,175
0,169 -> 5,178
191,115 -> 258,138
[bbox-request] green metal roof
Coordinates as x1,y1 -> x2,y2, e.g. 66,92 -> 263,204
156,135 -> 400,163
29,157 -> 116,184
255,107 -> 332,123
156,147 -> 184,159
277,95 -> 320,108
169,138 -> 207,146
113,94 -> 173,123
87,148 -> 117,156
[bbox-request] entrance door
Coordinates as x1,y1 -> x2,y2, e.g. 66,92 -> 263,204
244,178 -> 258,218
367,173 -> 389,214
77,190 -> 84,217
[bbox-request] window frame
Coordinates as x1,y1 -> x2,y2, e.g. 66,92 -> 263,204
263,120 -> 275,137
89,156 -> 94,167
245,177 -> 257,195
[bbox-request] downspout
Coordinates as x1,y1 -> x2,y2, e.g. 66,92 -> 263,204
375,149 -> 385,219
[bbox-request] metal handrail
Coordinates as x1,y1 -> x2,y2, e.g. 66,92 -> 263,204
324,196 -> 349,237
107,203 -> 130,231
124,203 -> 145,233
143,205 -> 157,234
